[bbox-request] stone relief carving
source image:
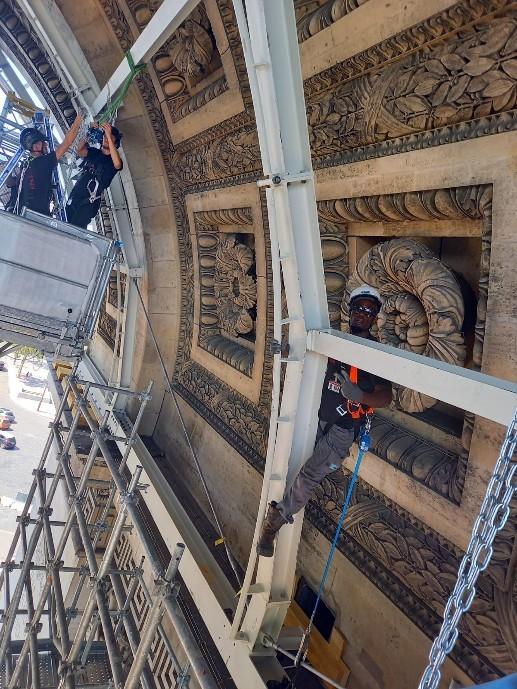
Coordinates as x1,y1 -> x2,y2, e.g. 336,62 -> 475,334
307,11 -> 517,162
127,1 -> 227,122
95,0 -> 509,679
173,1 -> 517,190
97,306 -> 118,354
214,234 -> 257,336
108,271 -> 127,309
317,207 -> 349,329
168,9 -> 214,78
295,0 -> 370,43
0,1 -> 76,127
319,185 -> 492,504
310,472 -> 516,682
342,238 -> 466,413
194,207 -> 257,376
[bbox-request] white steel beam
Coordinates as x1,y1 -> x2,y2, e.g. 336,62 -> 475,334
92,0 -> 202,115
231,0 -> 329,654
309,329 -> 517,427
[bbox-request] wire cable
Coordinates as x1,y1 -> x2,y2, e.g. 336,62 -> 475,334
132,277 -> 242,589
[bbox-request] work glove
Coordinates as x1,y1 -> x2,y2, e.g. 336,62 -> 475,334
336,370 -> 364,403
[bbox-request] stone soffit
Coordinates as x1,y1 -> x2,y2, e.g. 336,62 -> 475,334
8,0 -> 517,683
98,0 -> 517,683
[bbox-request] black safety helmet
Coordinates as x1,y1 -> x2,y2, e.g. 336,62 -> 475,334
20,127 -> 48,152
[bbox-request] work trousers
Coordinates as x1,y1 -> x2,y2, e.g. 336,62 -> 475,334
276,421 -> 354,521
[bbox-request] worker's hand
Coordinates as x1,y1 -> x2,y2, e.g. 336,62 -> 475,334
337,371 -> 364,403
101,122 -> 115,143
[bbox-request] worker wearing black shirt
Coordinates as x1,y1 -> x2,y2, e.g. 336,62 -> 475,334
257,285 -> 392,557
66,122 -> 123,229
16,114 -> 83,216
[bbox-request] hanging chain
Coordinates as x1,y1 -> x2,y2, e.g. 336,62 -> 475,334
418,407 -> 517,689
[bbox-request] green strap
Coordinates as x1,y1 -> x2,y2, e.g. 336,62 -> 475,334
98,49 -> 146,124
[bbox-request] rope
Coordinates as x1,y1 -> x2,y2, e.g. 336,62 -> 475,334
290,415 -> 373,685
97,50 -> 146,124
132,277 -> 242,589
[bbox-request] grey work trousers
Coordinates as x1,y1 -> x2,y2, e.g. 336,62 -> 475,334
276,421 -> 355,521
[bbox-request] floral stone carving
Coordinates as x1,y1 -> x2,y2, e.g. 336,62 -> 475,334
305,5 -> 517,165
342,239 -> 466,412
214,234 -> 257,336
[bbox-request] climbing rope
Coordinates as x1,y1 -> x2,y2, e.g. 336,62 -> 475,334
290,414 -> 373,686
132,277 -> 243,590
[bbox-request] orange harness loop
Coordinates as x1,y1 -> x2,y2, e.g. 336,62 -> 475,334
347,366 -> 374,420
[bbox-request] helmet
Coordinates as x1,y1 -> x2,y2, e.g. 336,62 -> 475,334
20,128 -> 48,152
349,284 -> 382,310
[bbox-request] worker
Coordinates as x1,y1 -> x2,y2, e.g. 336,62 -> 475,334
256,285 -> 393,557
16,113 -> 83,216
66,122 -> 123,229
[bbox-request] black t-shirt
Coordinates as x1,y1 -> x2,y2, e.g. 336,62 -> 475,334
68,147 -> 121,208
19,151 -> 57,216
319,354 -> 390,431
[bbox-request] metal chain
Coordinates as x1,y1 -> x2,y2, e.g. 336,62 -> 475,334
418,407 -> 517,689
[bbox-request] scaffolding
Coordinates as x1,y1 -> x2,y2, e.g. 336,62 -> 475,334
0,367 -> 217,689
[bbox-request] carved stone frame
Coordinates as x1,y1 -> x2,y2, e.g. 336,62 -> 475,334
186,183 -> 267,404
317,184 -> 493,504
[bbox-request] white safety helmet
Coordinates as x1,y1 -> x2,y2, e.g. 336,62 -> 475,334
349,284 -> 382,311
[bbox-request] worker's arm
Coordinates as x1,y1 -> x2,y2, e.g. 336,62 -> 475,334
361,383 -> 392,408
55,113 -> 83,161
339,373 -> 392,408
101,123 -> 122,170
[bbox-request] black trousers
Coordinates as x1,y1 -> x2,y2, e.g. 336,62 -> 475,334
67,199 -> 100,229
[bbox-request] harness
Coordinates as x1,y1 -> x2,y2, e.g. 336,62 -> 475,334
346,366 -> 374,420
86,178 -> 102,204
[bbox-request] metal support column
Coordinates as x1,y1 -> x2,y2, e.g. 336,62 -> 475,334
123,545 -> 184,689
231,0 -> 329,652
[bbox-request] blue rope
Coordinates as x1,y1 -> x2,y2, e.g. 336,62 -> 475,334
296,420 -> 372,667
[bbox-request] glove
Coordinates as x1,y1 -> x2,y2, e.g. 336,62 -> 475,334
336,370 -> 364,403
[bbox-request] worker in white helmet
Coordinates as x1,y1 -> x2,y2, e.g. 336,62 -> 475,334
257,284 -> 393,557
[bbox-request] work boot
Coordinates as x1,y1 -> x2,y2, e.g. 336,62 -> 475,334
256,501 -> 287,557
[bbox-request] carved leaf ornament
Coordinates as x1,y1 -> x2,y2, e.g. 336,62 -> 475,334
307,15 -> 517,154
214,234 -> 257,337
342,239 -> 466,412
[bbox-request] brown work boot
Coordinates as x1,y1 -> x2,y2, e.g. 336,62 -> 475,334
256,502 -> 288,557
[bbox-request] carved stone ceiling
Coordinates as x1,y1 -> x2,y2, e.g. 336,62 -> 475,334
93,0 -> 517,681
5,0 -> 516,682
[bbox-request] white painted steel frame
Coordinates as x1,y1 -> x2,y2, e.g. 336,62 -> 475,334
309,330 -> 517,427
230,0 -> 329,653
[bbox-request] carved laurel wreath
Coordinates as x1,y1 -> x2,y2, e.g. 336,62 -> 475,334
341,238 -> 466,412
